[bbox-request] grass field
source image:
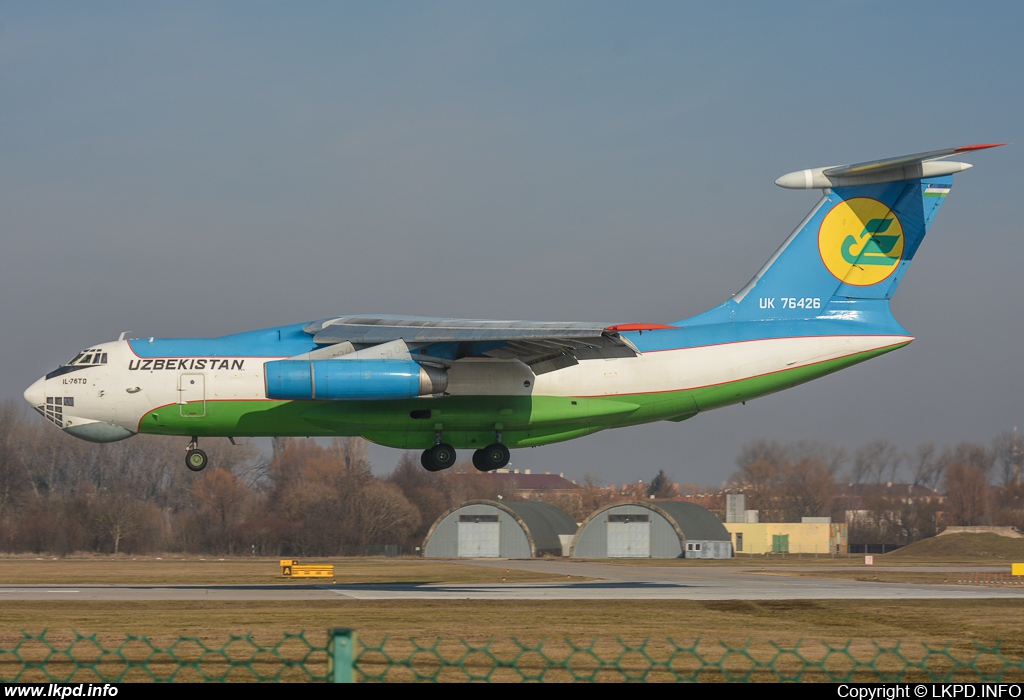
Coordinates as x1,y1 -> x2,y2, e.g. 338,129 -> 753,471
887,532 -> 1024,561
3,598 -> 1023,682
2,542 -> 1024,681
0,542 -> 1022,646
2,598 -> 1023,647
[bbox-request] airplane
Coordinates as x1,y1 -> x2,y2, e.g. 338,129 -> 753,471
24,144 -> 1003,473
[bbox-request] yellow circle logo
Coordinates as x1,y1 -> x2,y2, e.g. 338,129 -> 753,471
818,197 -> 904,286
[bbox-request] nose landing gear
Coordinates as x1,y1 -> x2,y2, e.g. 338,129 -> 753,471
185,436 -> 208,472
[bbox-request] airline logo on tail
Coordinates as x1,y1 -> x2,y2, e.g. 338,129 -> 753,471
818,197 -> 904,286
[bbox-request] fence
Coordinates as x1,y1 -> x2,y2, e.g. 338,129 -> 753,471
2,630 -> 1024,682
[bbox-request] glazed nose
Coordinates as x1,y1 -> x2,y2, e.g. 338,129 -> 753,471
24,377 -> 45,408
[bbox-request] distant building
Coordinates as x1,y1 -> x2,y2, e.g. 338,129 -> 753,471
838,483 -> 944,546
572,500 -> 732,559
725,493 -> 759,523
422,500 -> 577,558
724,521 -> 847,555
483,470 -> 581,500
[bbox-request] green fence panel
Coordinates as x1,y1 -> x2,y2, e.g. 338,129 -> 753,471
3,631 -> 1024,682
0,630 -> 329,682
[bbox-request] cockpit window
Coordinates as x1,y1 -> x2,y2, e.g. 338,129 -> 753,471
66,350 -> 107,366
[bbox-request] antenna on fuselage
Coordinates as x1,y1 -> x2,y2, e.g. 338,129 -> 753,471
118,331 -> 131,341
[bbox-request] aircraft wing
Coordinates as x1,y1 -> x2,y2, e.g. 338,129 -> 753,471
303,315 -> 646,373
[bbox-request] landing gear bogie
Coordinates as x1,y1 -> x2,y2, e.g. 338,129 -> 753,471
473,443 -> 510,472
421,443 -> 457,472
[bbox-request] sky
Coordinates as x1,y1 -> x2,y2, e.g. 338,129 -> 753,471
2,2 -> 1022,486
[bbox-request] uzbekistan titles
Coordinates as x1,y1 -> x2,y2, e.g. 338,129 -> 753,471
128,359 -> 245,371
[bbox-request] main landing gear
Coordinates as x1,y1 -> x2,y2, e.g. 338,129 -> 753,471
419,430 -> 512,472
185,436 -> 208,472
472,442 -> 510,472
421,439 -> 456,472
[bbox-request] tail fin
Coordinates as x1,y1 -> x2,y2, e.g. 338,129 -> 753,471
681,144 -> 1003,326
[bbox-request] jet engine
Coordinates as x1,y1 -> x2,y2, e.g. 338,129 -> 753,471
264,359 -> 448,401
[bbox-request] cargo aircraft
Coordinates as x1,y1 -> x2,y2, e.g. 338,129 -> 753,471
24,145 -> 1003,473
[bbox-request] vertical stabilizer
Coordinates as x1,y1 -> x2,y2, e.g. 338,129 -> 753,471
680,144 -> 1002,327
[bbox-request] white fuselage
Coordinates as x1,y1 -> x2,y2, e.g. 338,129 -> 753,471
24,332 -> 910,443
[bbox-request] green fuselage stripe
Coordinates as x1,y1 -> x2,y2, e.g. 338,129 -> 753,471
138,343 -> 905,449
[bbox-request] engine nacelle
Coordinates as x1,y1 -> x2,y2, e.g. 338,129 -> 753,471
265,359 -> 448,401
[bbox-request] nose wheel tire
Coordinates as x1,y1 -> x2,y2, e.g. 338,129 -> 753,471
473,443 -> 510,472
185,448 -> 208,472
421,443 -> 456,472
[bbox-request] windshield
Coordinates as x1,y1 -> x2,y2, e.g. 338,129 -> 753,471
66,349 -> 107,366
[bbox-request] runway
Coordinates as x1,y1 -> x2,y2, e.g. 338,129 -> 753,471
1,561 -> 1020,601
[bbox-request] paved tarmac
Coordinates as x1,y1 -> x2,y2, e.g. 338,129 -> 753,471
1,560 -> 1020,601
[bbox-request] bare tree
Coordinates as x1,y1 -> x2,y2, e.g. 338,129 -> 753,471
938,442 -> 993,481
850,440 -> 903,486
781,457 -> 836,521
992,429 -> 1024,487
790,440 -> 846,475
736,439 -> 788,470
909,443 -> 943,490
355,480 -> 420,547
730,456 -> 784,522
944,460 -> 991,526
92,491 -> 144,554
0,402 -> 30,524
387,451 -> 449,546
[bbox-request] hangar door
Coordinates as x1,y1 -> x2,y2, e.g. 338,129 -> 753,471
458,514 -> 500,557
607,513 -> 650,558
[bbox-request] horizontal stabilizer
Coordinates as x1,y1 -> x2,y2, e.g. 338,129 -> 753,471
775,143 -> 1004,190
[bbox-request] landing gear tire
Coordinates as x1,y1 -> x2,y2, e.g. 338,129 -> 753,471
185,448 -> 208,472
421,443 -> 456,472
473,443 -> 510,472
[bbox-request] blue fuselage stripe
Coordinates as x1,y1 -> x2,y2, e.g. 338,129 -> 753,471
127,316 -> 907,361
128,323 -> 315,358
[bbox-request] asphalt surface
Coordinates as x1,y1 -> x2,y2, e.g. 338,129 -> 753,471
1,560 -> 1021,601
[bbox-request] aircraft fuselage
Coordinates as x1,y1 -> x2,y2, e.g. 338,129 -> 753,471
24,320 -> 909,451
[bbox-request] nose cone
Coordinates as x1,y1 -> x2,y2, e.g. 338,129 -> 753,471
24,376 -> 45,408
